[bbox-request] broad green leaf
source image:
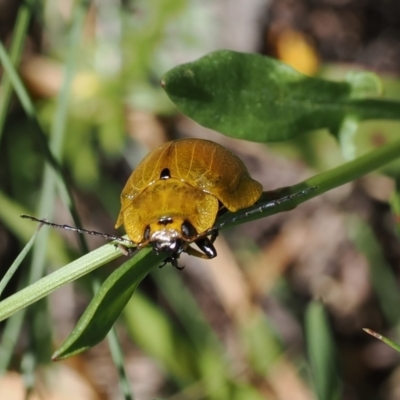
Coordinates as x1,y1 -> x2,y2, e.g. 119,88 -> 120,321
161,50 -> 400,142
52,248 -> 163,360
305,301 -> 342,400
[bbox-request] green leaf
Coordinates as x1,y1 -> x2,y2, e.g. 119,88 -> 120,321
161,50 -> 400,142
305,301 -> 342,400
52,248 -> 163,360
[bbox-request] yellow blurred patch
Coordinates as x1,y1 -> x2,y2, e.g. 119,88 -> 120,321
71,72 -> 101,100
276,29 -> 319,76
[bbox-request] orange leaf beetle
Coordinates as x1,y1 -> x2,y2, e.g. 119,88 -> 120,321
115,138 -> 263,267
21,138 -> 317,268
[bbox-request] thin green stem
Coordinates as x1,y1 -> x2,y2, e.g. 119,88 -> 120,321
303,140 -> 400,192
217,139 -> 400,228
363,329 -> 400,353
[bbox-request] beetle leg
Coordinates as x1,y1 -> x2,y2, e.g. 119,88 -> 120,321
185,245 -> 212,259
190,235 -> 218,259
116,244 -> 138,256
170,257 -> 184,270
217,204 -> 228,217
208,229 -> 219,243
159,256 -> 184,270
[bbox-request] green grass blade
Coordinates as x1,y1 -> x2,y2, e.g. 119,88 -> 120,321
0,306 -> 26,373
107,327 -> 134,400
0,39 -> 82,234
91,278 -> 134,400
363,328 -> 400,353
0,0 -> 34,140
350,217 -> 400,325
0,190 -> 69,265
0,227 -> 41,297
389,181 -> 400,237
124,292 -> 198,381
305,301 -> 342,400
0,41 -> 35,116
20,1 -> 90,373
152,268 -> 223,351
0,242 -> 125,322
29,0 -> 87,284
52,248 -> 162,360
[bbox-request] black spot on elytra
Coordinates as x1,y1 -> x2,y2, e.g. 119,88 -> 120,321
160,168 -> 170,179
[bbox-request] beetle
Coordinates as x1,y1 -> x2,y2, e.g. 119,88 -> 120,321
114,138 -> 263,268
21,138 -> 316,269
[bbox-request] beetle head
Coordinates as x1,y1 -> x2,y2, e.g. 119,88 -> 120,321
149,229 -> 184,255
144,218 -> 197,256
143,218 -> 218,269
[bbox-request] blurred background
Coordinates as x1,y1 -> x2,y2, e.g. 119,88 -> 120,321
1,0 -> 400,399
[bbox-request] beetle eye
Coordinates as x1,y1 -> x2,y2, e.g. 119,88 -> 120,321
160,168 -> 170,180
144,225 -> 151,241
181,221 -> 197,238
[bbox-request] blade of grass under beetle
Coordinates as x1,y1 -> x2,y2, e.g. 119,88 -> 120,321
305,301 -> 342,400
52,248 -> 163,360
161,50 -> 400,142
0,242 -> 127,322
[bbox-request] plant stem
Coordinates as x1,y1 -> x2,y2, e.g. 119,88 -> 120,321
218,138 -> 400,228
303,139 -> 400,192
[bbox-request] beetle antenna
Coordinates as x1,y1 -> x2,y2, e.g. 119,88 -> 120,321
20,214 -> 135,246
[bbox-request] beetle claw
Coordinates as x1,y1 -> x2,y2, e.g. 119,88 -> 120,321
116,244 -> 134,256
159,256 -> 185,270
